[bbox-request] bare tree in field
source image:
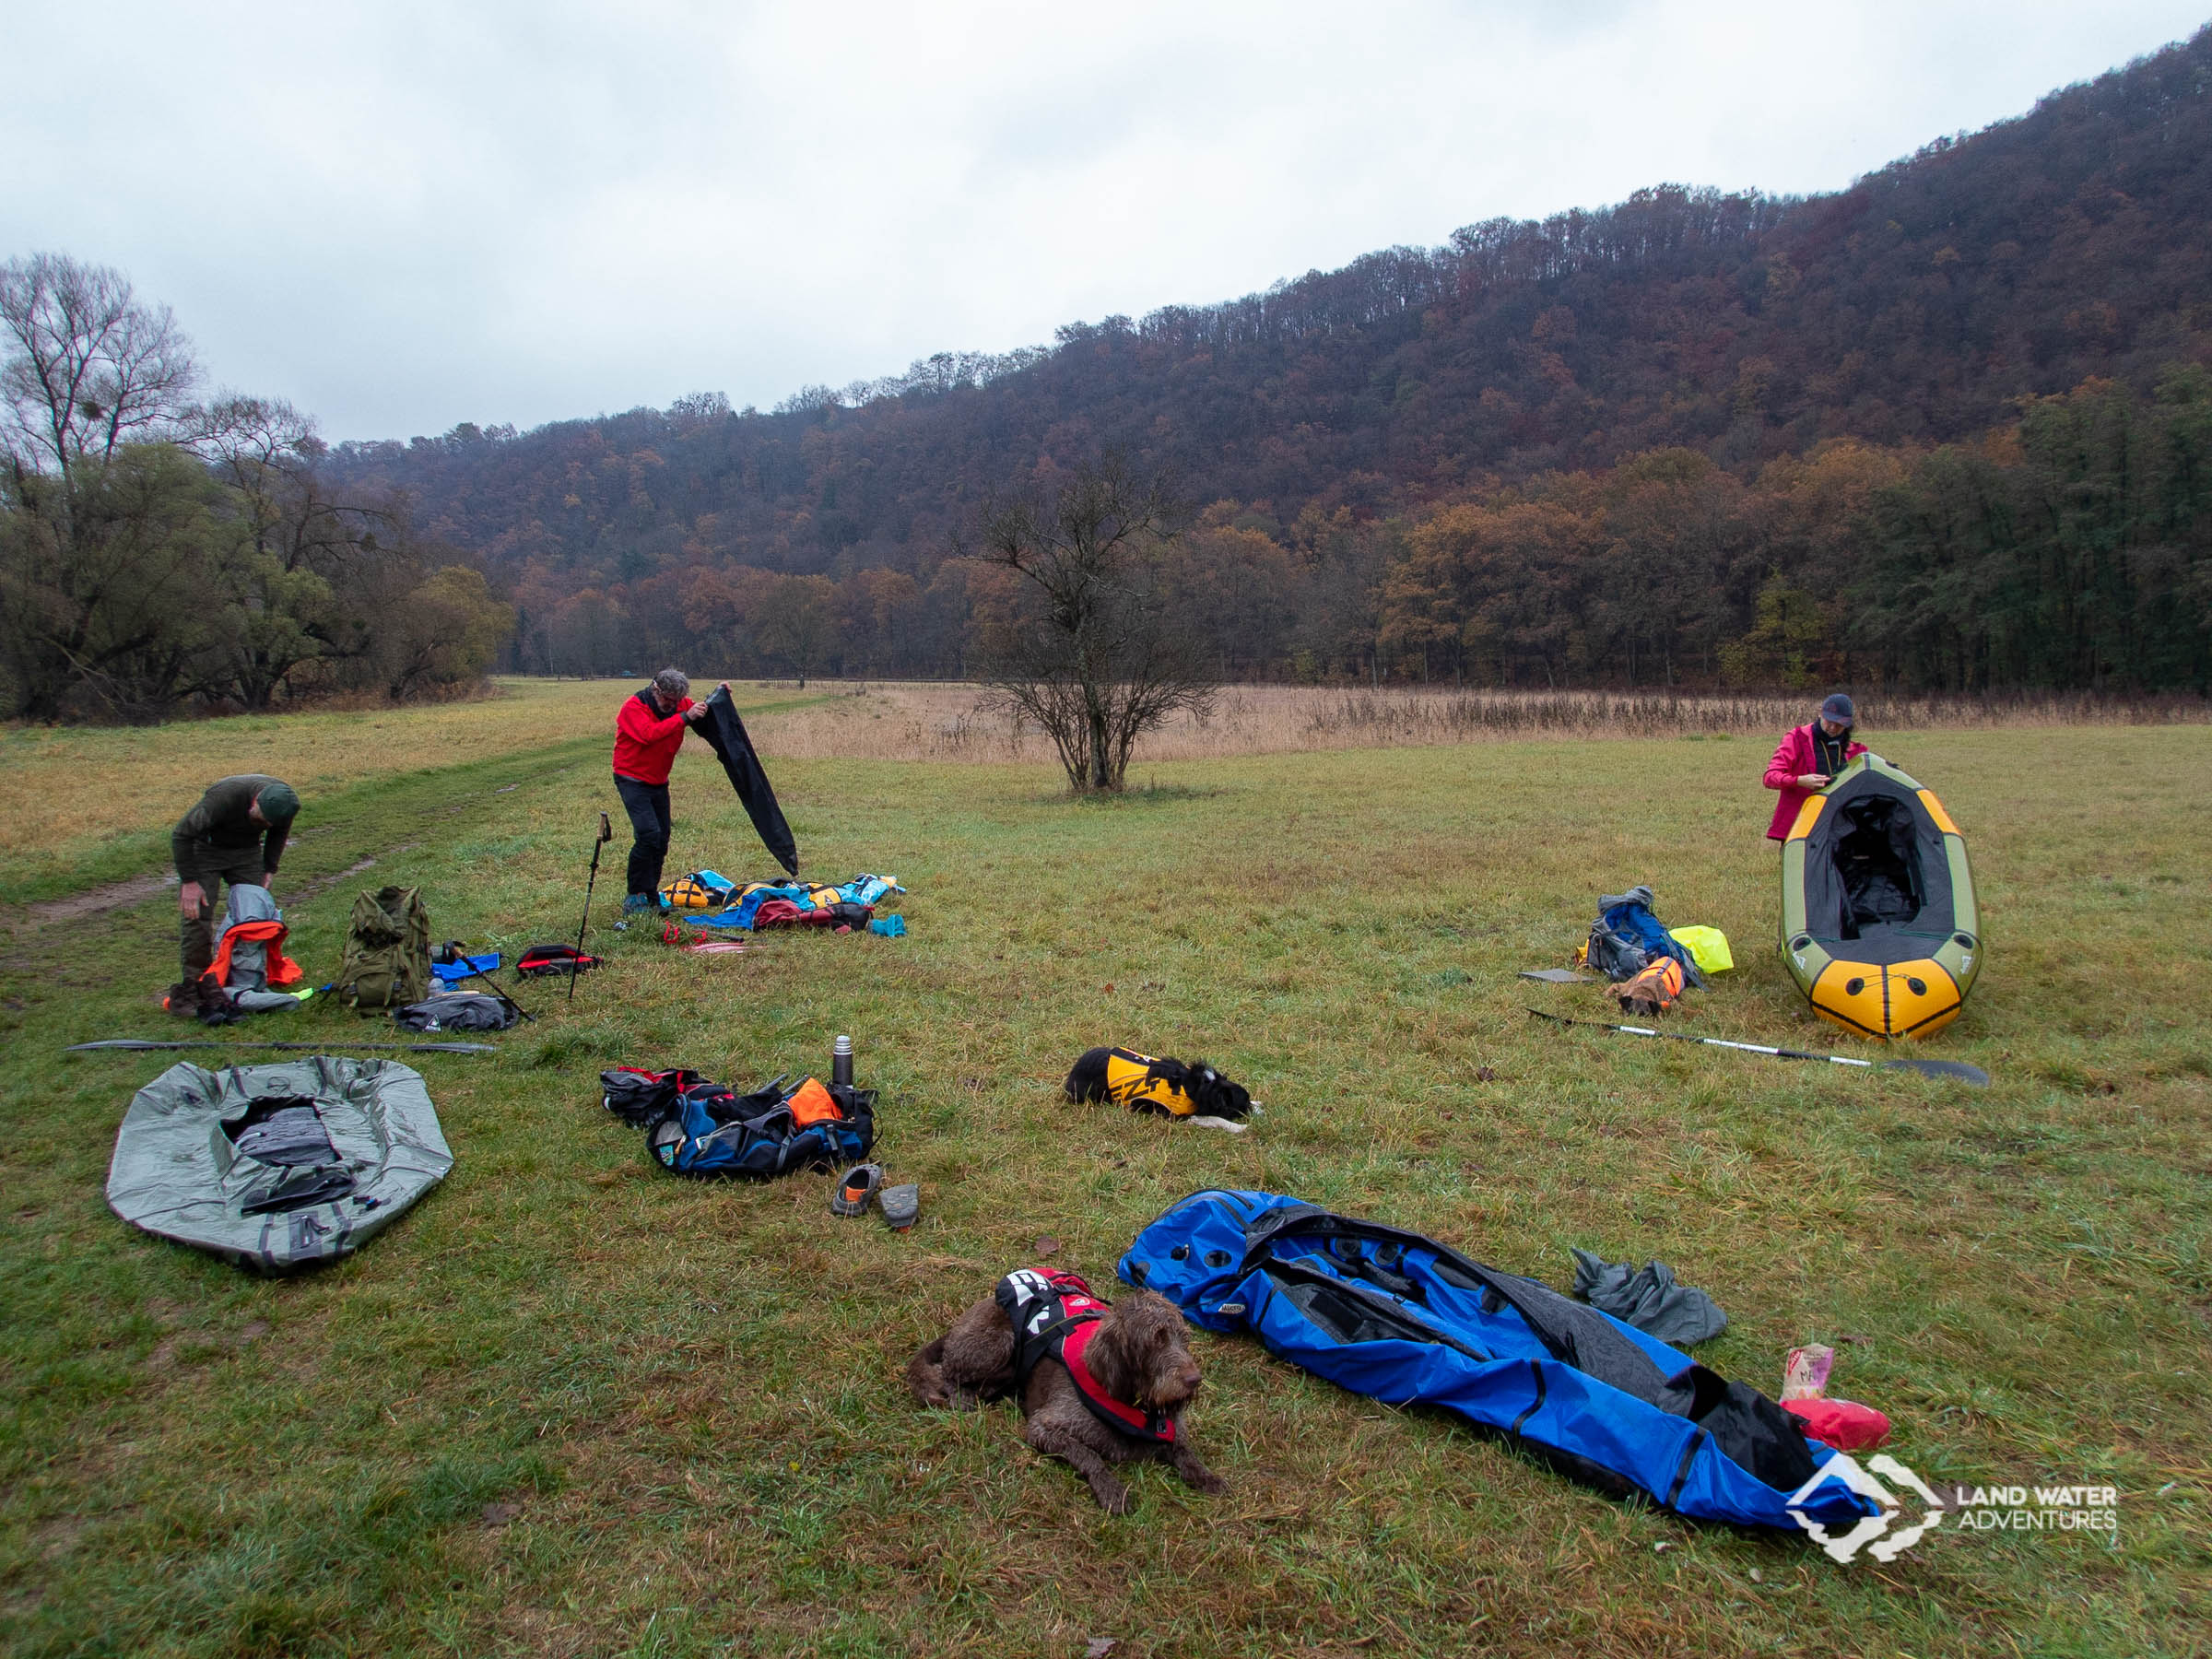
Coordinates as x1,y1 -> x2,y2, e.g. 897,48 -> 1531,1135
971,453 -> 1213,793
1,253 -> 197,488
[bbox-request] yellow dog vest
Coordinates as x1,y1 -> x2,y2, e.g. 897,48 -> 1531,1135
1103,1049 -> 1197,1117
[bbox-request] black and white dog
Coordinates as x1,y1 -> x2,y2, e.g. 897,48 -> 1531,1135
1065,1047 -> 1253,1130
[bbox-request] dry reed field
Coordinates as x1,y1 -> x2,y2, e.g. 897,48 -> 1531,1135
744,679 -> 2212,765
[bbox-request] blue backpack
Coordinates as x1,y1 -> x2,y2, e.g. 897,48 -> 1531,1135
645,1074 -> 876,1177
1589,886 -> 1706,988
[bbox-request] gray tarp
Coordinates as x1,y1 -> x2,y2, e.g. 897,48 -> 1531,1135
105,1057 -> 453,1271
1570,1247 -> 1729,1347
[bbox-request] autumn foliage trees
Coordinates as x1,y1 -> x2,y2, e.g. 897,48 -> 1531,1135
1370,369 -> 2212,692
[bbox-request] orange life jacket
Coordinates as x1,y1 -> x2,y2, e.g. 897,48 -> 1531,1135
1613,957 -> 1684,1015
203,920 -> 302,993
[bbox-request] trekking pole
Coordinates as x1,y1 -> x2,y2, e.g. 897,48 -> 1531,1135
1524,1008 -> 1989,1085
571,812 -> 613,1003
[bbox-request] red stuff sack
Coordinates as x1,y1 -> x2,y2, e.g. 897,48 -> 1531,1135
1781,1397 -> 1891,1451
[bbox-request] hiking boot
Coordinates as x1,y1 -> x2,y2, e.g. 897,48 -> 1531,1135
163,982 -> 204,1018
622,893 -> 658,915
830,1163 -> 882,1218
878,1183 -> 920,1232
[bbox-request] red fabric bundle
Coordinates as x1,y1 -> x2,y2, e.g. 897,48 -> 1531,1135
1782,1396 -> 1891,1451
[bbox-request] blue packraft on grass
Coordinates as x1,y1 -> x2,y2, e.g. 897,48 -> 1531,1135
1121,1190 -> 1873,1532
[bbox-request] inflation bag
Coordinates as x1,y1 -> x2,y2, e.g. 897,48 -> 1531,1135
517,944 -> 602,978
394,993 -> 518,1033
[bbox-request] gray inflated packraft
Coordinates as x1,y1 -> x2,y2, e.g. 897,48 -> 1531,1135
105,1057 -> 453,1271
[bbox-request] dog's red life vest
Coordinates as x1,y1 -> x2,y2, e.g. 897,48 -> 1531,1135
994,1267 -> 1176,1442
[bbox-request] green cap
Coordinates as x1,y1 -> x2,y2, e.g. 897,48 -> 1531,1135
256,781 -> 300,823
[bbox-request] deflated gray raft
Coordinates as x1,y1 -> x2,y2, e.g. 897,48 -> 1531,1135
105,1057 -> 453,1271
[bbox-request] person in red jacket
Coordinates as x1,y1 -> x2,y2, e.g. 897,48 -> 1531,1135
1764,693 -> 1867,841
612,668 -> 726,912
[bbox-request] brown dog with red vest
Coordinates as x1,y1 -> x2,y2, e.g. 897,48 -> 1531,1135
907,1266 -> 1227,1512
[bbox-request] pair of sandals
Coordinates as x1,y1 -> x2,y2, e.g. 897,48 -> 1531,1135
831,1164 -> 918,1230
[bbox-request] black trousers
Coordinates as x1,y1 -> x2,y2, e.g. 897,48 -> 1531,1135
613,774 -> 673,898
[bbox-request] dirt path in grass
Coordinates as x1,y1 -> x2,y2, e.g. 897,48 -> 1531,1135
23,872 -> 175,924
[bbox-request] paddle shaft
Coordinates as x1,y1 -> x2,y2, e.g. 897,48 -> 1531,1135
1525,1009 -> 1987,1083
66,1040 -> 495,1055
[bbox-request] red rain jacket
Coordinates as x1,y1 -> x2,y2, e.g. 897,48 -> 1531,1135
1763,724 -> 1866,839
612,688 -> 695,785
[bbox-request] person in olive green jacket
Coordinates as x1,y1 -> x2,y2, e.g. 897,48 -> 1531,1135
167,775 -> 299,1016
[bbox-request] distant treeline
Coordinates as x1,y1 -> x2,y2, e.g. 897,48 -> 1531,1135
1,256 -> 512,723
330,29 -> 2212,691
492,369 -> 2210,694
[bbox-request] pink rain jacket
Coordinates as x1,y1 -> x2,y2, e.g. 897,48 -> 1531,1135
1763,724 -> 1867,840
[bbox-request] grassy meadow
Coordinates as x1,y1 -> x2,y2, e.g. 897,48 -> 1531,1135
0,683 -> 2207,1657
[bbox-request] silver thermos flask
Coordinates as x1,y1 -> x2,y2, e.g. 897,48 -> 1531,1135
832,1033 -> 853,1089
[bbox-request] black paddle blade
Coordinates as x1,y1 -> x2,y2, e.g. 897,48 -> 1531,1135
1879,1058 -> 1991,1086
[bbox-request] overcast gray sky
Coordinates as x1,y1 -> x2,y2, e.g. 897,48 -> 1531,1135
5,2 -> 2203,441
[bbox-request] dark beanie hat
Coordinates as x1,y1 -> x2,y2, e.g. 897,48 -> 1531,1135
1819,694 -> 1856,726
256,781 -> 300,822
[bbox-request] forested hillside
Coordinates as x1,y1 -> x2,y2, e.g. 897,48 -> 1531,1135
331,28 -> 2212,692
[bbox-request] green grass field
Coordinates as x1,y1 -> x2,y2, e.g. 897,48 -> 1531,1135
1,704 -> 2206,1657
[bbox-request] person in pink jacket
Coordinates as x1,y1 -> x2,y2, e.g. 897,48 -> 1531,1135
1764,694 -> 1867,840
